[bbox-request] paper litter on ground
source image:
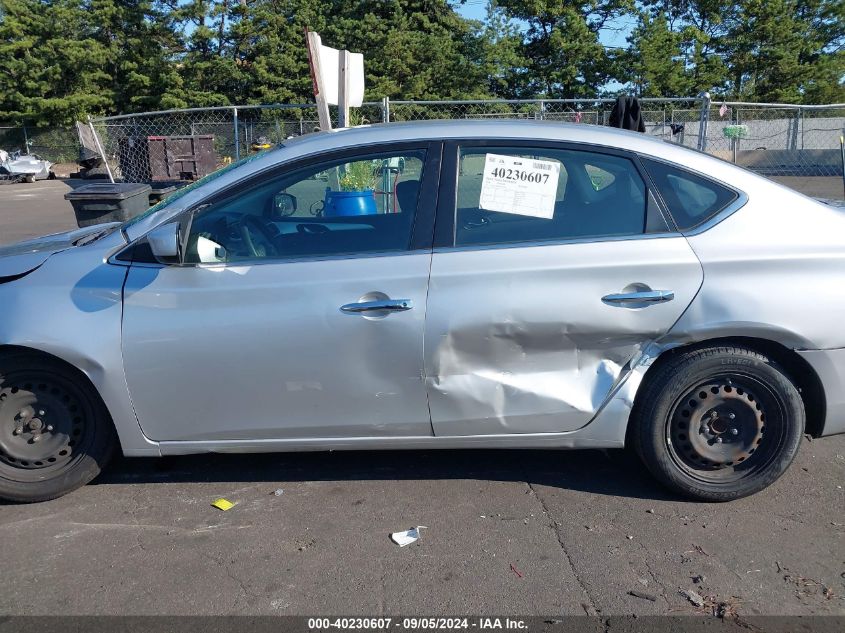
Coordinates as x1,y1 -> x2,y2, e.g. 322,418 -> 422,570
390,526 -> 427,547
211,498 -> 236,511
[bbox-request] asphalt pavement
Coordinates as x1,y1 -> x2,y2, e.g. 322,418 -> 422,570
0,179 -> 842,618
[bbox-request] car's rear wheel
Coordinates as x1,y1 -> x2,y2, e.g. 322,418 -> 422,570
632,345 -> 804,501
0,351 -> 116,503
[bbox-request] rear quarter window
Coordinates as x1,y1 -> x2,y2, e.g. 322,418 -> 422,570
641,157 -> 738,230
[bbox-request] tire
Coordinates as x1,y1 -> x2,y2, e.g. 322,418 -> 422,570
0,351 -> 116,503
631,344 -> 805,502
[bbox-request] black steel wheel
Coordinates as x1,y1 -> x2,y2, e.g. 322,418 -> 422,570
632,344 -> 805,501
0,350 -> 116,503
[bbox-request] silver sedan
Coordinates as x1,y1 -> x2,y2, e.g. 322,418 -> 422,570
1,120 -> 843,502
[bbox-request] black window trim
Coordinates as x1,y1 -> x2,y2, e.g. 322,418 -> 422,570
434,139 -> 677,250
637,153 -> 746,234
115,140 -> 443,266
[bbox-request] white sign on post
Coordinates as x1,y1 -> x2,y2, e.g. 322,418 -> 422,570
479,153 -> 561,219
317,45 -> 365,107
305,29 -> 365,130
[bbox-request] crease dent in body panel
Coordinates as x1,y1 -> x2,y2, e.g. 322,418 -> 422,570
428,313 -> 659,429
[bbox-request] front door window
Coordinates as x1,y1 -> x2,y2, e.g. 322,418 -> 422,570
185,150 -> 427,263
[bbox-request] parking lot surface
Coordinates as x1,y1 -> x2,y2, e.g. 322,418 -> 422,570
0,179 -> 78,245
0,180 -> 843,617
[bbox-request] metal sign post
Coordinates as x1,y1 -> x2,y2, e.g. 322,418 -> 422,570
338,49 -> 351,128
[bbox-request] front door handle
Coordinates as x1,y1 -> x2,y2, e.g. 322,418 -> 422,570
340,299 -> 413,314
601,290 -> 674,307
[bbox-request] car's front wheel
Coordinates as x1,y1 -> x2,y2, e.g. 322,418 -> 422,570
632,344 -> 805,501
0,351 -> 116,503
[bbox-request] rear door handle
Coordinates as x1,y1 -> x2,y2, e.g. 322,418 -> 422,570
601,290 -> 674,306
340,299 -> 413,314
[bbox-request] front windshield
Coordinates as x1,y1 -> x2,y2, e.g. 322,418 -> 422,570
121,147 -> 280,229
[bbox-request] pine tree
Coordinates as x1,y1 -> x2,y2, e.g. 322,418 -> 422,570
627,12 -> 690,96
724,0 -> 844,103
473,0 -> 529,98
168,0 -> 240,106
320,0 -> 490,100
0,0 -> 113,124
105,1 -> 184,112
726,0 -> 808,101
632,1 -> 730,97
793,0 -> 845,103
1,0 -> 843,125
234,0 -> 327,104
494,0 -> 636,98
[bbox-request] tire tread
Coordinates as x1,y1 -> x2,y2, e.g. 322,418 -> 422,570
0,350 -> 116,503
631,344 -> 804,502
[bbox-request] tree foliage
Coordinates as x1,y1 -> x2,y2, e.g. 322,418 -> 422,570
626,1 -> 730,96
494,0 -> 637,98
0,0 -> 842,125
724,0 -> 845,102
628,1 -> 844,101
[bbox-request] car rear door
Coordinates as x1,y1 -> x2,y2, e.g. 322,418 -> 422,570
121,142 -> 441,442
424,141 -> 703,436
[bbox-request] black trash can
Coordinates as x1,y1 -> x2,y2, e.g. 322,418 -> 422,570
64,182 -> 152,227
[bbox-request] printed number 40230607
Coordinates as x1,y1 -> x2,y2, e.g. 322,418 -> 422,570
489,168 -> 549,184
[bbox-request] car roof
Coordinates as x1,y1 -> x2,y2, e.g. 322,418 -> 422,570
282,119 -> 671,154
273,119 -> 745,182
283,119 -> 815,198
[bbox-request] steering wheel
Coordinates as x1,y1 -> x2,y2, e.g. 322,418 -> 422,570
296,222 -> 330,236
237,215 -> 280,258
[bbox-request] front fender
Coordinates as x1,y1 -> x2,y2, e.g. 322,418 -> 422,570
0,235 -> 159,457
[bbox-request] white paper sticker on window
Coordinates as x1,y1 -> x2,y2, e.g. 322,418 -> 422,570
479,153 -> 561,219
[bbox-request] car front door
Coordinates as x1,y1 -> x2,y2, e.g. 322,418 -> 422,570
121,142 -> 440,442
424,141 -> 704,436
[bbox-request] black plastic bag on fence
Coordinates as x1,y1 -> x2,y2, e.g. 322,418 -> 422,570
77,146 -> 103,169
608,96 -> 646,132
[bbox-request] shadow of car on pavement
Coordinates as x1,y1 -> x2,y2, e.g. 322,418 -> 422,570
93,448 -> 680,502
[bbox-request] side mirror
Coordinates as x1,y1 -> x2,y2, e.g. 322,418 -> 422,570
147,221 -> 180,263
268,192 -> 297,219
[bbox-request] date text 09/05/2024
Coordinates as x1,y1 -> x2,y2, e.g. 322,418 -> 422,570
307,618 -> 528,630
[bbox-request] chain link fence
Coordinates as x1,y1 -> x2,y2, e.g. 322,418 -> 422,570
0,125 -> 80,163
700,102 -> 845,177
4,96 -> 842,191
387,98 -> 709,149
87,97 -> 709,182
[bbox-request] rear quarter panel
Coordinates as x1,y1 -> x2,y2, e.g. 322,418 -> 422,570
641,150 -> 845,351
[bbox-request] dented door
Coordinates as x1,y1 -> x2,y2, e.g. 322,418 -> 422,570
424,141 -> 703,436
424,237 -> 702,435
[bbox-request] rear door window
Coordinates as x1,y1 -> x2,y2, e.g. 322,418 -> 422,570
641,157 -> 738,230
454,146 -> 661,247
